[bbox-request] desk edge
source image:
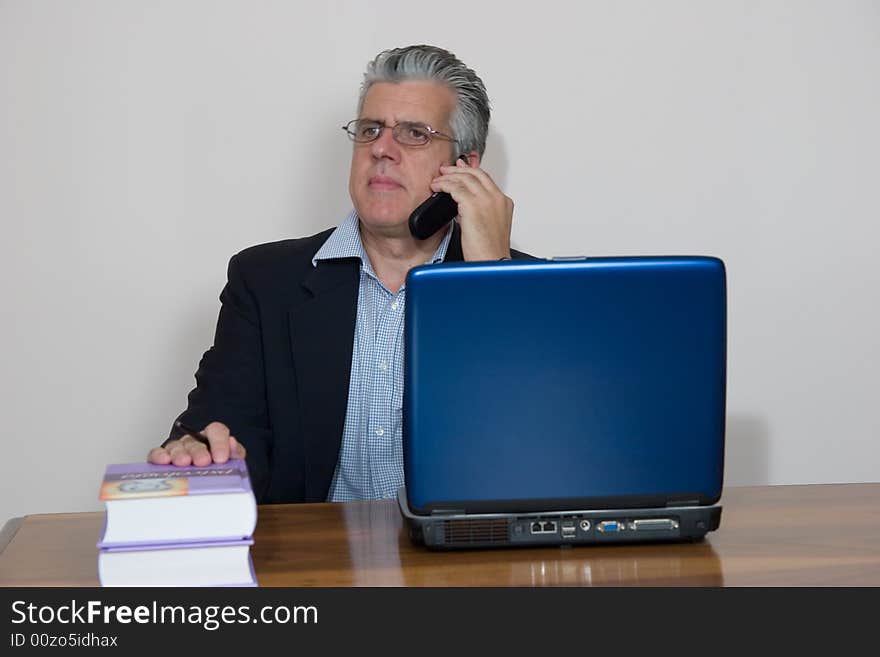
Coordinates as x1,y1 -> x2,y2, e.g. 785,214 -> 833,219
0,517 -> 24,555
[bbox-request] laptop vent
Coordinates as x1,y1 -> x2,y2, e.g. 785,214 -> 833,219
441,519 -> 510,545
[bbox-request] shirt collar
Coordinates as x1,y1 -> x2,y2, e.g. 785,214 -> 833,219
312,209 -> 454,280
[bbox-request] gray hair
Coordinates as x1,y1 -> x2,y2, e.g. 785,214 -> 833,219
358,45 -> 491,156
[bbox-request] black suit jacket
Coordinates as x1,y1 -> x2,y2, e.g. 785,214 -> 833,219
169,221 -> 532,503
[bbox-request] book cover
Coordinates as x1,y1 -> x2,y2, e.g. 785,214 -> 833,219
97,459 -> 257,548
99,459 -> 252,501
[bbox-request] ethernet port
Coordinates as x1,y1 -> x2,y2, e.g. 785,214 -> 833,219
542,521 -> 557,533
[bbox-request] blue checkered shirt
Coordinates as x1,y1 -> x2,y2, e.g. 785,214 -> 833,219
314,210 -> 453,501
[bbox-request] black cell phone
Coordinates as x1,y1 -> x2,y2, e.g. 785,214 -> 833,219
408,156 -> 466,240
408,192 -> 458,240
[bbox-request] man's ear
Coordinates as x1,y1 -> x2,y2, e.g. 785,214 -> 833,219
460,151 -> 481,168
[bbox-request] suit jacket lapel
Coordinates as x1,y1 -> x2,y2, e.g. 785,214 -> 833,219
289,258 -> 360,501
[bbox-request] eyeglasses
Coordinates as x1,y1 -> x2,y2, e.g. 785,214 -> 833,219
342,119 -> 458,146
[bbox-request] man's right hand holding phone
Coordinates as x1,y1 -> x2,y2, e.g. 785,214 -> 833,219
430,157 -> 514,262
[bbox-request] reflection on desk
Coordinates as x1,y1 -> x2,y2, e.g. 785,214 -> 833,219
400,543 -> 724,587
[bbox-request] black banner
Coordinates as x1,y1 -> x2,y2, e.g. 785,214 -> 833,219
0,587 -> 873,652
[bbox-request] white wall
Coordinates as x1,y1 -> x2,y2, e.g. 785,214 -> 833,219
2,1 -> 878,522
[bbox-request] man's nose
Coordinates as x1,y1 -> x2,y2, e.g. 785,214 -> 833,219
370,127 -> 401,162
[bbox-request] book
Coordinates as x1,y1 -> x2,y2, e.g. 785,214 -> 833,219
97,459 -> 257,548
98,539 -> 257,587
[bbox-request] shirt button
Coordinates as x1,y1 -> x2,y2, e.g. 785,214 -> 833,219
379,360 -> 388,371
375,427 -> 385,437
391,301 -> 399,310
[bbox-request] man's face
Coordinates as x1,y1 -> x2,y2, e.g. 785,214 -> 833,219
349,80 -> 458,237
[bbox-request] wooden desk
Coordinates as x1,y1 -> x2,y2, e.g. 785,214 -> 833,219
2,483 -> 879,586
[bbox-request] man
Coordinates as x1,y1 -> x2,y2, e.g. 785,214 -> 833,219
148,45 -> 530,503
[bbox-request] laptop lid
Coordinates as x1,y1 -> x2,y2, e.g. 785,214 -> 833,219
403,256 -> 726,516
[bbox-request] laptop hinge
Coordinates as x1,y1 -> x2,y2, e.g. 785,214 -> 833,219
430,509 -> 466,516
666,499 -> 699,507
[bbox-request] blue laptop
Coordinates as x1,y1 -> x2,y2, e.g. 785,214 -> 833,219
398,256 -> 725,549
